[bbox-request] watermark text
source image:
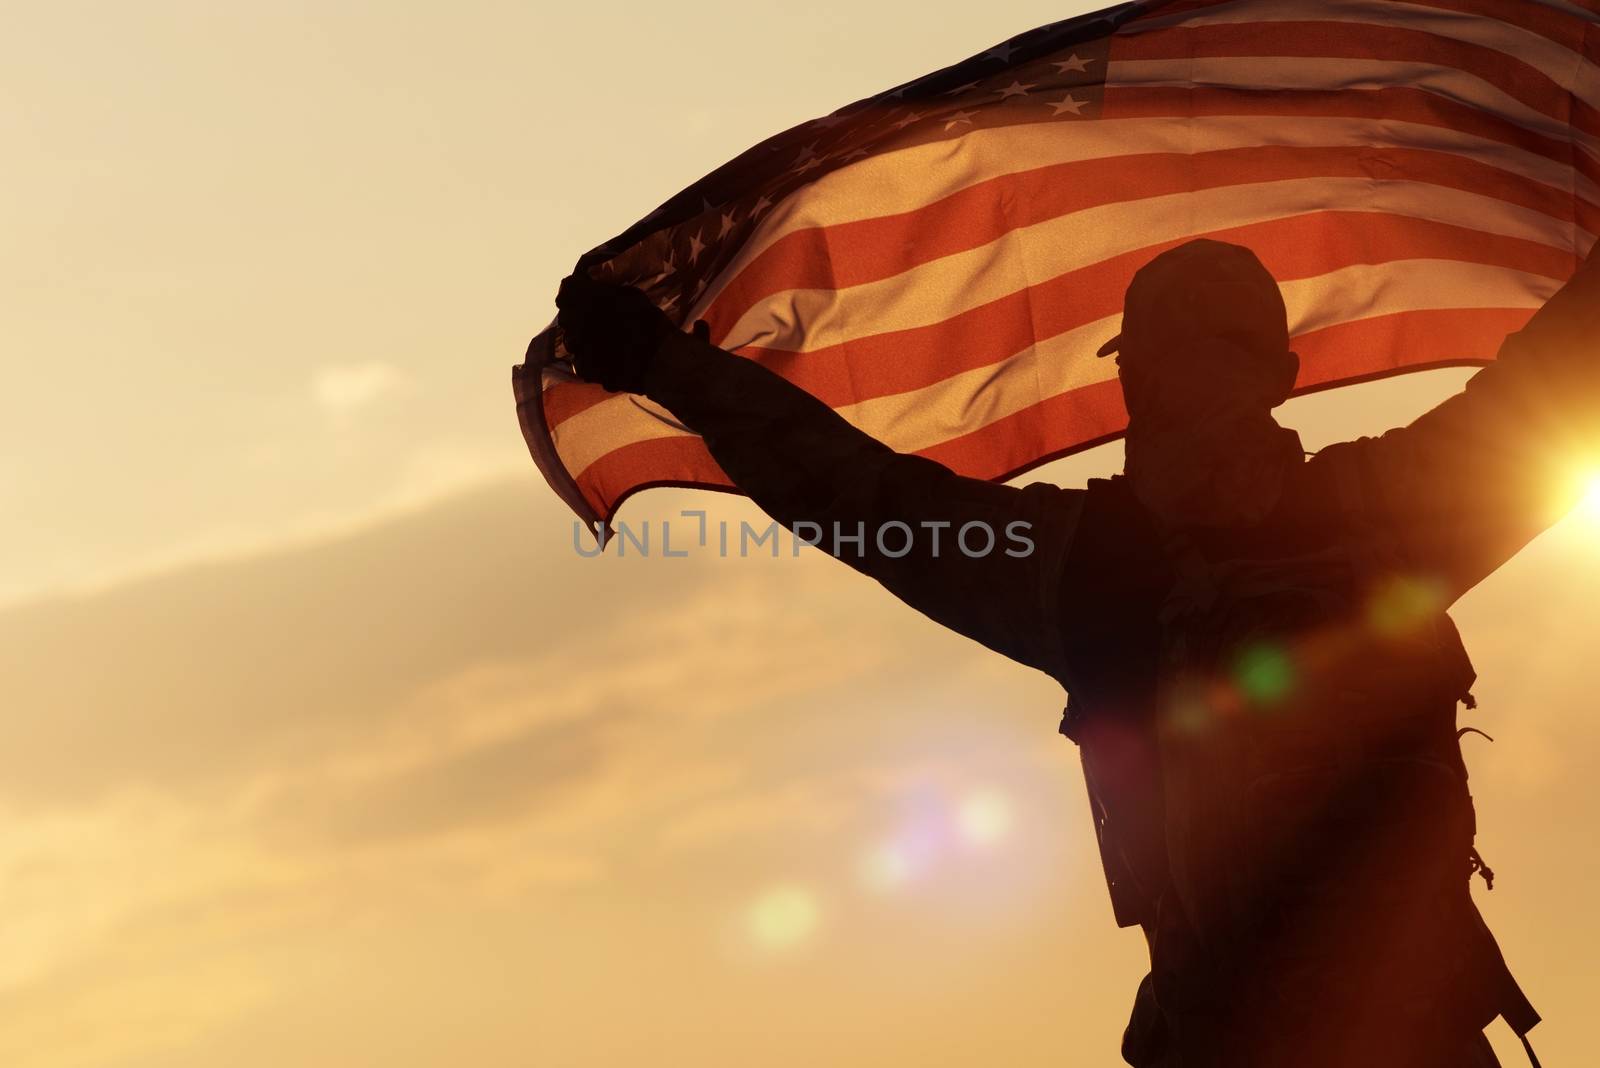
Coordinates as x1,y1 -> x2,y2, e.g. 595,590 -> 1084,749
574,510 -> 1035,559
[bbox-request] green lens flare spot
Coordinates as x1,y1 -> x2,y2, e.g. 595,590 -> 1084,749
1234,644 -> 1295,706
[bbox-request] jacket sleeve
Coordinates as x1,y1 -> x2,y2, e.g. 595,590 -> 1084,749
639,332 -> 1083,679
1308,247 -> 1600,600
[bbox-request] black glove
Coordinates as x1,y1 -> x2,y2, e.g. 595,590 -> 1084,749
554,273 -> 677,393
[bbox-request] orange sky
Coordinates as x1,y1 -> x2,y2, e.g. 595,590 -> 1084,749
5,3 -> 1598,1066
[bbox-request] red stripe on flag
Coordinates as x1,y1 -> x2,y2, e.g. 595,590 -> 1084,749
574,436 -> 734,519
1114,20 -> 1600,137
545,378 -> 613,429
1290,304 -> 1534,386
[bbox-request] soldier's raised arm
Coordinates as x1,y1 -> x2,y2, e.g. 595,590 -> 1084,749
1308,242 -> 1600,599
555,274 -> 1082,680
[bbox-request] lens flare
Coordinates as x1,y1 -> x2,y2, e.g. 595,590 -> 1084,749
858,784 -> 1017,892
1366,574 -> 1447,637
861,842 -> 914,892
1234,643 -> 1295,706
746,885 -> 819,950
956,789 -> 1013,846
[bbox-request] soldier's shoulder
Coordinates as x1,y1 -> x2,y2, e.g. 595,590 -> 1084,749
1296,436 -> 1382,504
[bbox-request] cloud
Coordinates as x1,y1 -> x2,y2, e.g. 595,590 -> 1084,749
3,476 -> 1598,1067
311,362 -> 404,414
0,477 -> 1011,1062
655,778 -> 856,854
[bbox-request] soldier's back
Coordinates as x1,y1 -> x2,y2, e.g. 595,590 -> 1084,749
1056,466 -> 1531,1067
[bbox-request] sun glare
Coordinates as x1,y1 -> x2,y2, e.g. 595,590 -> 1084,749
1580,474 -> 1600,525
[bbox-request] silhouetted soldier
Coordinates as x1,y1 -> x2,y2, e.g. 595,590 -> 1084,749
555,238 -> 1598,1067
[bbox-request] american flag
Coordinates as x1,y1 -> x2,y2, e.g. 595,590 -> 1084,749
516,0 -> 1600,532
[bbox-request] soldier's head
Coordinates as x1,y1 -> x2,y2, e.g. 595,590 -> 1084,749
1098,239 -> 1299,432
1100,239 -> 1303,525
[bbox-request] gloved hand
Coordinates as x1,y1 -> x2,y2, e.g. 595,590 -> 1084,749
555,273 -> 678,394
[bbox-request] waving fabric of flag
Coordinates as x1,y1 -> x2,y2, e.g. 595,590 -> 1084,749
516,0 -> 1600,532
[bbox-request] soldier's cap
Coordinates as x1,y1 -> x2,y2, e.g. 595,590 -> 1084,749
1096,239 -> 1290,359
